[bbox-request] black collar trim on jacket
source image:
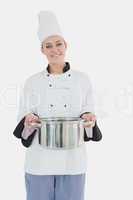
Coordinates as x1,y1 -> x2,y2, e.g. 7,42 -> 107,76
46,62 -> 70,73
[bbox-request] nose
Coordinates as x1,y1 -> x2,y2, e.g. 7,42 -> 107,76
51,46 -> 60,54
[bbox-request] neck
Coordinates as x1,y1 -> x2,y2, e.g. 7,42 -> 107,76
48,62 -> 65,74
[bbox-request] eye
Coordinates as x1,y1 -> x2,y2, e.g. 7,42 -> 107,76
46,45 -> 53,48
56,43 -> 63,46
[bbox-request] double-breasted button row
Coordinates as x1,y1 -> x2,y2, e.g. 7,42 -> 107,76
46,73 -> 71,77
46,72 -> 71,109
47,75 -> 71,87
49,104 -> 67,107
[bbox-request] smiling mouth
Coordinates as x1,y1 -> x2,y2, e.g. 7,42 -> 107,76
51,54 -> 62,58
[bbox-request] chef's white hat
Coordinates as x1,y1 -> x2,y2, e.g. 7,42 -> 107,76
37,10 -> 63,43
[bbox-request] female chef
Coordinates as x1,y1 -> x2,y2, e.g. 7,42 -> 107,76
15,10 -> 99,200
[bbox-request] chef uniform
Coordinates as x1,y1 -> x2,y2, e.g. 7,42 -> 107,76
16,10 -> 98,200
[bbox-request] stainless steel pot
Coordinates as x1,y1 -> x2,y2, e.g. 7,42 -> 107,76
35,117 -> 92,150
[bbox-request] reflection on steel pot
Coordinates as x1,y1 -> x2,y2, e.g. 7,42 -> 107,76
34,117 -> 93,150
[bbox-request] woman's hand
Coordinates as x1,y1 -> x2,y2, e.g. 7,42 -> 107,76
21,113 -> 41,140
24,113 -> 41,128
81,113 -> 96,128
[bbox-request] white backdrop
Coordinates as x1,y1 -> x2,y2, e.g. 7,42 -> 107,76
0,0 -> 133,200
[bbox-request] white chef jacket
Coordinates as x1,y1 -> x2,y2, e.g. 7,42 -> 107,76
17,66 -> 94,175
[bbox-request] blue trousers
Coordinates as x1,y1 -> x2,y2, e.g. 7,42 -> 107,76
25,173 -> 86,200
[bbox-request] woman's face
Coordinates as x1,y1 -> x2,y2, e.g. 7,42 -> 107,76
41,35 -> 67,64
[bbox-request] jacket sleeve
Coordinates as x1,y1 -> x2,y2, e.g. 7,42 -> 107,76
17,78 -> 37,123
14,78 -> 38,147
79,74 -> 94,140
79,74 -> 102,142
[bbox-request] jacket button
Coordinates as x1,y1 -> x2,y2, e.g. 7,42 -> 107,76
68,74 -> 71,77
47,74 -> 50,76
49,84 -> 52,87
64,104 -> 67,107
50,104 -> 54,107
